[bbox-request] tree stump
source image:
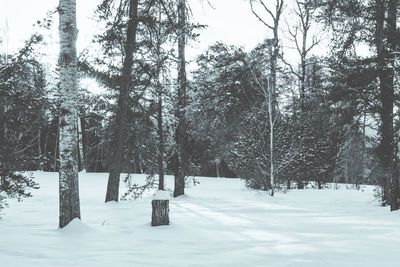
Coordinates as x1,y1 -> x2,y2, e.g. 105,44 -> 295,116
151,190 -> 170,226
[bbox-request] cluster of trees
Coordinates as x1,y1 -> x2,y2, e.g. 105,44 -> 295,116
1,0 -> 400,225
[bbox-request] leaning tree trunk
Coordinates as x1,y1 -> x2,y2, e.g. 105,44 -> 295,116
58,0 -> 81,228
174,0 -> 187,198
105,0 -> 139,202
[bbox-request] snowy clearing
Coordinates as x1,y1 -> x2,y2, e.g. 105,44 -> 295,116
1,172 -> 399,267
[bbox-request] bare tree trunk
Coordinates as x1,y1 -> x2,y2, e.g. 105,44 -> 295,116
376,0 -> 395,208
215,158 -> 220,178
250,0 -> 284,196
361,113 -> 366,185
156,63 -> 165,190
174,0 -> 187,197
38,125 -> 43,171
269,113 -> 274,195
77,117 -> 85,171
157,91 -> 165,190
105,0 -> 139,202
298,0 -> 312,104
388,0 -> 399,211
53,120 -> 59,172
58,0 -> 80,228
44,129 -> 49,169
268,77 -> 274,196
155,7 -> 165,191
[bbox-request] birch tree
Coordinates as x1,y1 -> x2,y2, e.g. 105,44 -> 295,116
250,0 -> 284,195
58,0 -> 80,228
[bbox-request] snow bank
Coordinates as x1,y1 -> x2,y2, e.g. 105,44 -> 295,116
59,218 -> 93,233
153,190 -> 170,200
1,172 -> 399,267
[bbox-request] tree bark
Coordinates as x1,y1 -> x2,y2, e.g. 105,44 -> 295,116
376,0 -> 396,208
174,0 -> 187,197
157,76 -> 165,190
155,8 -> 165,191
268,77 -> 274,196
54,118 -> 59,172
151,199 -> 169,226
105,0 -> 139,202
58,0 -> 80,228
387,0 -> 399,211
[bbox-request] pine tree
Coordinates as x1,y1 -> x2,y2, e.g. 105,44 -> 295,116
174,0 -> 187,197
105,0 -> 140,202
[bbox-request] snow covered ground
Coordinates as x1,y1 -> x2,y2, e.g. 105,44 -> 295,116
1,172 -> 399,267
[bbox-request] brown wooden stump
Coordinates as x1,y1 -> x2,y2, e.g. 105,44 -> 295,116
151,199 -> 169,226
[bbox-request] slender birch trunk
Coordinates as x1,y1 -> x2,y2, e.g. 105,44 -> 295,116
58,0 -> 80,228
268,77 -> 274,196
250,0 -> 283,195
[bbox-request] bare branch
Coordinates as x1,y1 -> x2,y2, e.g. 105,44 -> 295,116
250,1 -> 274,30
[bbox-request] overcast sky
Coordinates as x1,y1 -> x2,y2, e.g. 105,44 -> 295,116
0,0 -> 271,60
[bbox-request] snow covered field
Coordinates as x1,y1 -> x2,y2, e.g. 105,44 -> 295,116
1,172 -> 399,267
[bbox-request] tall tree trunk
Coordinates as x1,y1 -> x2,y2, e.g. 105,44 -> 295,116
388,0 -> 399,211
268,77 -> 274,196
375,0 -> 388,204
362,113 -> 366,185
58,0 -> 80,228
250,0 -> 283,194
53,119 -> 59,172
376,0 -> 395,207
105,0 -> 139,202
157,89 -> 165,190
174,0 -> 187,197
155,7 -> 165,191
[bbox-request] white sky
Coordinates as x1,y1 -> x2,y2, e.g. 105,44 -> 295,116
0,0 -> 283,59
1,0 -> 348,95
